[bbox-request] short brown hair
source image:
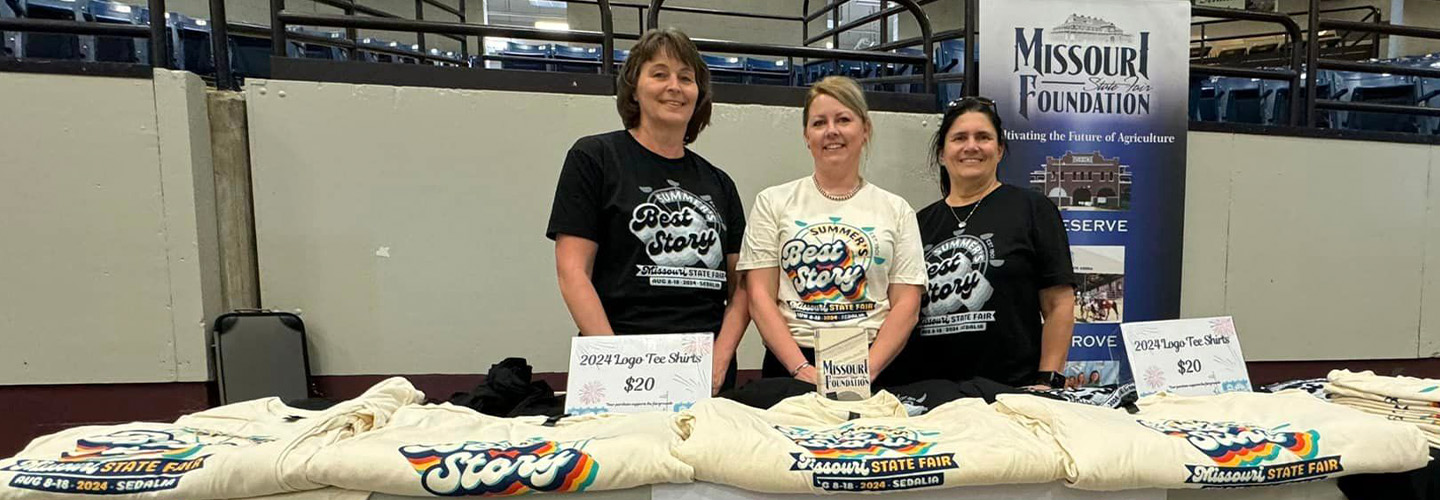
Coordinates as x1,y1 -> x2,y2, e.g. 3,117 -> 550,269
803,76 -> 871,132
617,28 -> 712,144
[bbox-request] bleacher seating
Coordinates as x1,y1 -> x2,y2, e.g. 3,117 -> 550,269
4,1 -> 1440,137
18,0 -> 83,60
744,57 -> 789,86
88,0 -> 140,63
553,43 -> 600,73
702,54 -> 744,84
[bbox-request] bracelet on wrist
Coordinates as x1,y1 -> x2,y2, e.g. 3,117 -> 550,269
790,362 -> 812,376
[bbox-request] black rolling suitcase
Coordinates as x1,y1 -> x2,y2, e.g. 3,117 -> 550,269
212,310 -> 313,405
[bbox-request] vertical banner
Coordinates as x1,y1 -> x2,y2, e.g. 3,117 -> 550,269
979,0 -> 1189,387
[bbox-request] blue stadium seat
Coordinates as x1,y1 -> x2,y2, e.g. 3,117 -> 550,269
936,39 -> 963,74
744,56 -> 789,86
702,54 -> 744,84
498,41 -> 551,71
1345,82 -> 1421,133
552,43 -> 600,73
170,13 -> 213,74
1189,76 -> 1222,122
294,28 -> 346,61
87,0 -> 140,63
17,0 -> 82,60
1216,78 -> 1268,125
801,60 -> 834,85
1,1 -> 15,58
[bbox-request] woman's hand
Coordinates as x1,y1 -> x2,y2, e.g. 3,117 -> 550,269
711,357 -> 730,396
794,364 -> 818,385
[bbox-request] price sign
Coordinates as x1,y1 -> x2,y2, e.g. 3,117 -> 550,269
1121,316 -> 1252,398
564,333 -> 712,415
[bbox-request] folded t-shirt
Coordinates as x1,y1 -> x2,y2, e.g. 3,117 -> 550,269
675,391 -> 1065,494
0,378 -> 423,500
995,390 -> 1430,491
1328,370 -> 1440,403
305,404 -> 693,496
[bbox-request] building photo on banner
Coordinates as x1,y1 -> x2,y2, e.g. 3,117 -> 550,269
980,0 -> 1189,388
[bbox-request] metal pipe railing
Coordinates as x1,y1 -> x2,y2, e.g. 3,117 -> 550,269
644,0 -> 932,93
1305,4 -> 1440,122
803,0 -> 937,47
1191,5 -> 1304,126
209,0 -> 234,90
274,9 -> 613,73
962,0 -> 975,96
804,0 -> 850,23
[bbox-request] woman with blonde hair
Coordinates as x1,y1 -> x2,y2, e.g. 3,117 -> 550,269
738,76 -> 926,385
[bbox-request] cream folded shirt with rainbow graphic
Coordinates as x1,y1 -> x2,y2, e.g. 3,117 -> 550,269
0,378 -> 423,500
674,391 -> 1065,494
995,390 -> 1429,491
303,404 -> 693,497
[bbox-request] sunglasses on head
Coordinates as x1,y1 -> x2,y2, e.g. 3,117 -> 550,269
946,96 -> 997,111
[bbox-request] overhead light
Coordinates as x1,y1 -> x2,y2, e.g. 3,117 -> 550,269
195,19 -> 207,26
534,21 -> 570,32
115,5 -> 131,13
727,57 -> 739,63
825,41 -> 834,49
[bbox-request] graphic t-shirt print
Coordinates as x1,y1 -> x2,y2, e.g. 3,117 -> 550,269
629,180 -> 727,290
783,217 -> 882,322
919,229 -> 1003,335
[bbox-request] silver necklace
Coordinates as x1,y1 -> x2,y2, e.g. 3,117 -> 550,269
813,174 -> 864,201
948,185 -> 995,231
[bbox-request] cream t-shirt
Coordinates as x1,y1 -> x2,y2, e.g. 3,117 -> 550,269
738,177 -> 926,347
1328,369 -> 1440,403
0,378 -> 423,500
674,391 -> 1064,494
304,404 -> 693,496
995,391 -> 1429,491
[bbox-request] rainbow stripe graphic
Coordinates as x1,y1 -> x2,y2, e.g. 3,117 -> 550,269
401,440 -> 599,496
778,425 -> 938,460
1150,421 -> 1323,468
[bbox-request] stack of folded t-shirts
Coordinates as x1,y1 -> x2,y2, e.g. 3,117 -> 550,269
305,403 -> 694,496
1259,378 -> 1330,400
995,390 -> 1429,491
1023,383 -> 1138,409
1328,369 -> 1440,447
675,390 -> 1066,494
0,378 -> 423,500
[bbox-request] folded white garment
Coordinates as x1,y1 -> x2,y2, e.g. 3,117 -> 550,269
995,390 -> 1430,491
0,378 -> 423,500
1328,369 -> 1440,403
305,403 -> 693,496
674,391 -> 1066,494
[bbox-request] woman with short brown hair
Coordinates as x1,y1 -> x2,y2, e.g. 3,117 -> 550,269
546,28 -> 748,394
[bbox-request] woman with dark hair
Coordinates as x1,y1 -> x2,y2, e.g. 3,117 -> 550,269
546,28 -> 748,394
886,97 -> 1076,389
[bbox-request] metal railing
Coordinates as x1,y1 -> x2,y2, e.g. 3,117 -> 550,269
272,0 -> 615,75
1192,6 -> 1382,61
1305,0 -> 1440,125
1190,6 -> 1304,126
0,0 -> 169,68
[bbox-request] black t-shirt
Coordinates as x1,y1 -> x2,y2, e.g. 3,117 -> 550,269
546,130 -> 746,335
885,184 -> 1075,387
